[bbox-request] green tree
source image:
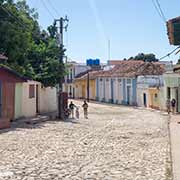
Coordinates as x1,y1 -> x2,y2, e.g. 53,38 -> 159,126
128,53 -> 159,62
0,0 -> 66,87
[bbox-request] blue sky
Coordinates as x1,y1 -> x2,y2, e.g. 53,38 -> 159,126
27,0 -> 180,63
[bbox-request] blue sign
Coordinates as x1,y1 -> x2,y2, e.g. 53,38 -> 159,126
86,59 -> 100,66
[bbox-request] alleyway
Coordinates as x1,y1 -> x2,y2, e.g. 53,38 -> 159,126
0,101 -> 171,180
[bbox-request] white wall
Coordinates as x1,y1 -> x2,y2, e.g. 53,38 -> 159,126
137,88 -> 149,107
159,86 -> 166,110
21,81 -> 40,117
104,78 -> 111,102
39,87 -> 57,113
20,81 -> 57,118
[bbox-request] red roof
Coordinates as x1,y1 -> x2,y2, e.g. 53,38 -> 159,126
98,61 -> 165,78
75,61 -> 165,80
108,60 -> 124,65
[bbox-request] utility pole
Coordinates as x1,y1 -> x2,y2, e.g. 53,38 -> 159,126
108,39 -> 110,62
54,16 -> 69,119
87,71 -> 90,102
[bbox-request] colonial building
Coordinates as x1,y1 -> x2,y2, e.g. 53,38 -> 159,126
137,75 -> 165,110
96,61 -> 165,106
74,70 -> 99,100
63,61 -> 90,98
0,65 -> 27,129
164,64 -> 180,113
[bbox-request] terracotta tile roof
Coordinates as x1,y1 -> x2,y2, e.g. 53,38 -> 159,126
108,60 -> 124,65
74,70 -> 102,81
97,61 -> 165,78
0,54 -> 8,60
74,61 -> 165,80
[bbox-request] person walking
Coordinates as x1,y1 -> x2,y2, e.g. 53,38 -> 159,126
166,98 -> 171,114
76,107 -> 80,119
69,101 -> 76,118
171,98 -> 176,114
82,100 -> 88,119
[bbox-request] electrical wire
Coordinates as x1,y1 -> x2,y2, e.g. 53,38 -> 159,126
159,46 -> 180,60
0,5 -> 29,30
41,0 -> 55,19
155,0 -> 166,22
151,0 -> 166,23
46,0 -> 60,17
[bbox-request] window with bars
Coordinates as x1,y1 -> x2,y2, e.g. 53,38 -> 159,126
127,79 -> 131,84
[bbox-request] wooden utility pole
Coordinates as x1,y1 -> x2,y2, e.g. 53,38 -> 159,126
54,16 -> 69,119
87,72 -> 90,102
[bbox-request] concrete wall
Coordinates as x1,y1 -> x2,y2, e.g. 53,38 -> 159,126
15,81 -> 57,119
39,87 -> 57,113
21,81 -> 40,118
148,88 -> 160,109
74,79 -> 96,100
137,88 -> 149,107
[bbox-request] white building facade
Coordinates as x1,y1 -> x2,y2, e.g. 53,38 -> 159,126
63,62 -> 90,98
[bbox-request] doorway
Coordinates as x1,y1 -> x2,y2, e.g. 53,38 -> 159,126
111,79 -> 114,103
127,86 -> 131,105
167,87 -> 171,99
143,93 -> 147,107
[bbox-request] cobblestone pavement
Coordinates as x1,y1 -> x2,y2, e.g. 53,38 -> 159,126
0,101 -> 172,180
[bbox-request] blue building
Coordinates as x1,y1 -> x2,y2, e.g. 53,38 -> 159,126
96,61 -> 164,106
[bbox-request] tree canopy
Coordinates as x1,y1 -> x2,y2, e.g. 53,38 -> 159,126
0,0 -> 65,87
128,53 -> 159,62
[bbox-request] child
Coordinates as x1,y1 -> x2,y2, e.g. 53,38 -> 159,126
82,100 -> 88,119
76,107 -> 80,119
69,101 -> 76,118
171,98 -> 176,114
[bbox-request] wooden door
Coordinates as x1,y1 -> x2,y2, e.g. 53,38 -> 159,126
2,82 -> 15,120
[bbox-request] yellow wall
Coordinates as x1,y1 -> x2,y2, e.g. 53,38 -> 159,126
75,79 -> 96,100
148,88 -> 160,109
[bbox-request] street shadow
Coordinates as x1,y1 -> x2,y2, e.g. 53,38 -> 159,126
0,116 -> 80,135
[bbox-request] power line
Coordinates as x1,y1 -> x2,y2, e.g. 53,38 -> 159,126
46,0 -> 60,17
155,0 -> 166,22
0,6 -> 29,30
41,0 -> 55,19
159,46 -> 180,60
151,0 -> 166,23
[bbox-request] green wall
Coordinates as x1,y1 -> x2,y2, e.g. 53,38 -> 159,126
15,83 -> 23,119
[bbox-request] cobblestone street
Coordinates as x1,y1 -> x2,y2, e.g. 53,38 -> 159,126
0,101 -> 171,180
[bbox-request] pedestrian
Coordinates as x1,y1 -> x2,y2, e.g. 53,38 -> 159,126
82,100 -> 88,119
171,98 -> 176,114
76,107 -> 80,119
69,101 -> 76,118
166,98 -> 171,114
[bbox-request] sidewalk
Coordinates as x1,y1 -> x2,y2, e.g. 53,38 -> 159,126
170,114 -> 180,180
11,112 -> 57,128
